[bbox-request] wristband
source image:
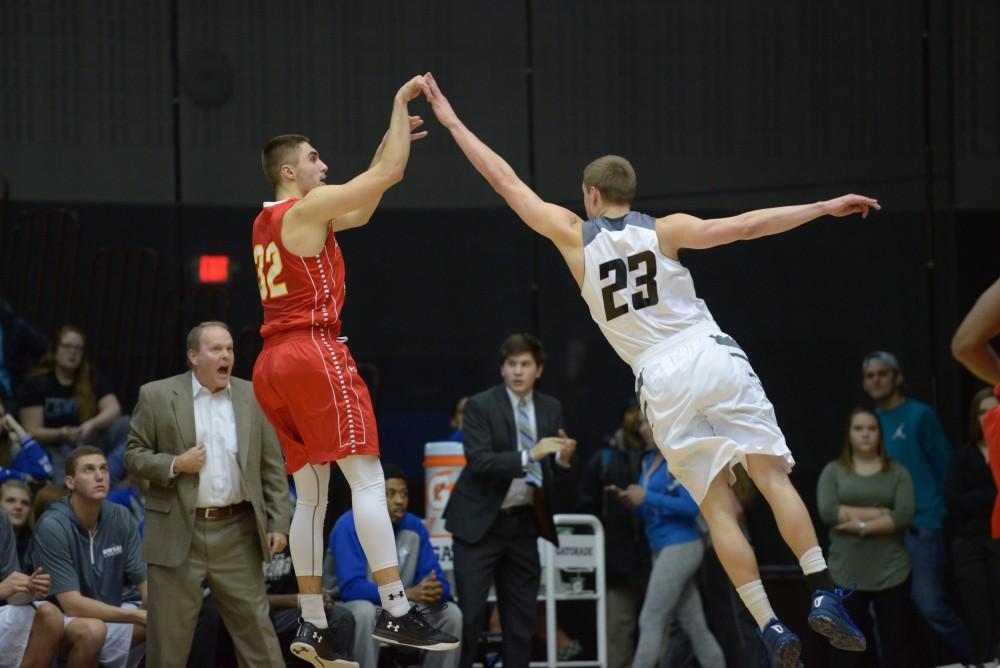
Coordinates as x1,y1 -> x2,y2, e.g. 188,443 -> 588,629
858,521 -> 866,537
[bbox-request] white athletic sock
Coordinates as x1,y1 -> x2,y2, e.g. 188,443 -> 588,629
798,546 -> 827,575
289,464 -> 330,577
736,580 -> 777,630
378,581 -> 411,617
300,594 -> 328,629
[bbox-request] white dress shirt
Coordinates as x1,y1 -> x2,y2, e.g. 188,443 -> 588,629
191,374 -> 245,507
501,387 -> 538,509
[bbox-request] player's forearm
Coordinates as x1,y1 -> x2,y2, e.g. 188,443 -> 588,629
739,201 -> 827,240
951,278 -> 1000,384
448,121 -> 521,195
371,95 -> 413,182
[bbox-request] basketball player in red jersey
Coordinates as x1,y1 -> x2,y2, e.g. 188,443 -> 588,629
252,75 -> 459,667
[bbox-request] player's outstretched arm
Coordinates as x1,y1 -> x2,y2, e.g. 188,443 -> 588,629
422,72 -> 580,250
657,194 -> 881,256
952,276 -> 1000,385
329,115 -> 428,232
287,76 -> 426,231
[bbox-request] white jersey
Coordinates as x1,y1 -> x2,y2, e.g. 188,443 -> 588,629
580,211 -> 716,371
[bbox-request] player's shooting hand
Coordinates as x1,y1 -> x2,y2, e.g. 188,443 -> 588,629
267,532 -> 287,555
174,443 -> 207,474
422,72 -> 460,129
822,194 -> 881,219
397,75 -> 427,103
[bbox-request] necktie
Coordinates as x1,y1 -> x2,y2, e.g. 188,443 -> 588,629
517,398 -> 543,487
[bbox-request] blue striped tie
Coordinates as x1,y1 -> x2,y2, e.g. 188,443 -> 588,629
517,398 -> 543,487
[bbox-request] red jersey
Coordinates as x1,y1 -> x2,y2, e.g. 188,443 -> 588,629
251,199 -> 346,339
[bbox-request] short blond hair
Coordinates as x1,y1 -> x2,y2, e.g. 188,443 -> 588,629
582,155 -> 636,205
261,134 -> 309,188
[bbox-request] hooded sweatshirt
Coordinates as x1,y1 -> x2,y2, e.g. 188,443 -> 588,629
28,496 -> 145,606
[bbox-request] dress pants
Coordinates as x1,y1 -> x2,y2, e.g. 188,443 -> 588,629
146,510 -> 284,668
453,508 -> 540,668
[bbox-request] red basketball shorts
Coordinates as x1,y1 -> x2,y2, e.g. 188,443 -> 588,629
253,329 -> 380,473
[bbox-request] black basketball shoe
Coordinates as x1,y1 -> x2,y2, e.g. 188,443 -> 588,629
372,606 -> 461,651
289,619 -> 359,667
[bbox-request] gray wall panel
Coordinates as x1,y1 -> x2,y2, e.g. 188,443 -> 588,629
531,1 -> 927,212
177,0 -> 529,208
0,0 -> 174,203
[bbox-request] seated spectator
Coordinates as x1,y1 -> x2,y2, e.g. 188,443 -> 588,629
17,326 -> 130,485
333,463 -> 462,668
946,387 -> 1000,664
28,446 -> 147,668
0,404 -> 53,485
607,414 -> 725,668
816,408 -> 915,668
577,397 -> 652,668
1,479 -> 33,562
0,511 -> 65,668
0,296 -> 49,413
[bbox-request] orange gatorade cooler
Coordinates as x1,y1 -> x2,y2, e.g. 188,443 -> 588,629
423,441 -> 465,571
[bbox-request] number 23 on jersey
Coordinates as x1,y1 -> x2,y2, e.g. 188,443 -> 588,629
254,242 -> 288,301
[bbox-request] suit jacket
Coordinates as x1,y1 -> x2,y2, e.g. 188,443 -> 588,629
124,372 -> 292,568
444,384 -> 564,546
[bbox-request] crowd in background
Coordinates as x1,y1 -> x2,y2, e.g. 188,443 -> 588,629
2,289 -> 999,668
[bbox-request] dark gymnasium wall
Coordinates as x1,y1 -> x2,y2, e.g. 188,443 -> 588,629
2,0 -> 998,564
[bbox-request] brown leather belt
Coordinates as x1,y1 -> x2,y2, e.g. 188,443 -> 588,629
194,501 -> 250,520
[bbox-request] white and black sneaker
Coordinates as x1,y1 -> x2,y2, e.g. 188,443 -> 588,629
289,619 -> 359,667
372,606 -> 460,651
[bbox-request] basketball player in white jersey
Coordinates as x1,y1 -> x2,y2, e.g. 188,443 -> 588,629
423,72 -> 878,668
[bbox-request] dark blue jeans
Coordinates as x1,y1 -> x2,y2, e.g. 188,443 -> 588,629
905,527 -> 974,663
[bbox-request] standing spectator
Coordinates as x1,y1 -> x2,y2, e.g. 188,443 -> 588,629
1,479 -> 33,561
28,446 -> 146,668
334,463 -> 462,668
444,333 -> 576,668
577,398 -> 652,668
817,408 -> 915,667
0,511 -> 66,668
861,351 -> 974,663
17,326 -> 129,484
0,297 -> 49,412
946,387 -> 1000,664
124,321 -> 293,668
608,414 -> 726,668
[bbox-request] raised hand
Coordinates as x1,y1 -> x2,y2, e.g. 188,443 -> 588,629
822,194 -> 881,219
422,72 -> 460,129
397,75 -> 427,103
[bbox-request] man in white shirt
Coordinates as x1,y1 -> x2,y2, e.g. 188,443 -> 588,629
125,321 -> 294,667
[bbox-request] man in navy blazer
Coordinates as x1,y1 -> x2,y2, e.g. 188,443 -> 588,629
444,333 -> 576,668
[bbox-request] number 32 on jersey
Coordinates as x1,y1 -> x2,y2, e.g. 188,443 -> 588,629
254,241 -> 288,301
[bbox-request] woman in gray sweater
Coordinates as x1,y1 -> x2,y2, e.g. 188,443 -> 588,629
817,408 -> 915,668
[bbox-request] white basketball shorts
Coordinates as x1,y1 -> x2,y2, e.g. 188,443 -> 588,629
633,321 -> 794,504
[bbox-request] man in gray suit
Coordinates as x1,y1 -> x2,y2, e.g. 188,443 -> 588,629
124,321 -> 292,668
